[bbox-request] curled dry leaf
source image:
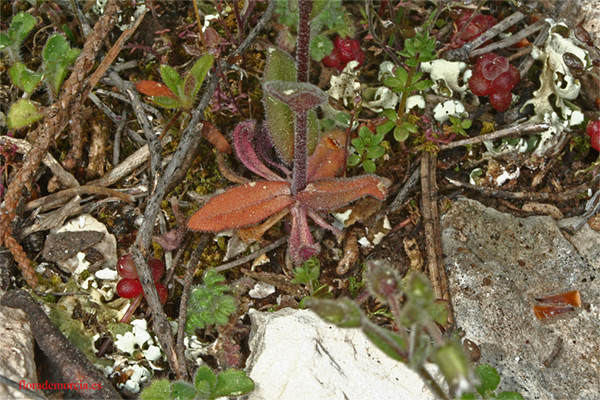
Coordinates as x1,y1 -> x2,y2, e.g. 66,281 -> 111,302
403,237 -> 424,271
187,181 -> 293,232
336,229 -> 359,275
296,176 -> 390,210
307,130 -> 347,181
202,121 -> 232,153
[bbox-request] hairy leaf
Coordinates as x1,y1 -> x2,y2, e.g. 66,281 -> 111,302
42,34 -> 80,96
159,64 -> 182,98
296,176 -> 389,210
289,205 -> 320,263
202,121 -> 232,153
183,54 -> 215,101
187,181 -> 293,232
263,80 -> 327,113
232,120 -> 283,181
7,99 -> 44,129
9,62 -> 42,93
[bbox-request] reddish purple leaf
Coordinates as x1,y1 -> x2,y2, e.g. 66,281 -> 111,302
187,181 -> 293,232
307,130 -> 347,181
202,121 -> 232,153
232,120 -> 284,181
135,80 -> 177,99
289,205 -> 320,263
263,81 -> 327,113
296,176 -> 389,211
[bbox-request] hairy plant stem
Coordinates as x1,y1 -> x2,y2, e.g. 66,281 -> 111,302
291,0 -> 312,195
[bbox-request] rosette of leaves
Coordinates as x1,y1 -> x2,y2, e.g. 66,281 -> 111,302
135,54 -> 215,113
140,366 -> 254,400
187,44 -> 390,263
185,269 -> 236,334
348,125 -> 387,173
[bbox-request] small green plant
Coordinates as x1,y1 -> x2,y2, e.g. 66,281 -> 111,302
185,269 -> 236,334
0,11 -> 36,62
2,12 -> 81,129
447,115 -> 472,137
347,125 -> 387,173
291,257 -> 332,305
135,54 -> 215,113
379,28 -> 436,143
140,365 -> 254,400
459,364 -> 524,400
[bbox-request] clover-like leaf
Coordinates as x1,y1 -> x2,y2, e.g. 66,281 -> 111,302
296,175 -> 389,210
7,99 -> 44,129
187,181 -> 293,232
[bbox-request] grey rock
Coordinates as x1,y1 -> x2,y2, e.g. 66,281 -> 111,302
245,308 -> 438,400
441,198 -> 600,400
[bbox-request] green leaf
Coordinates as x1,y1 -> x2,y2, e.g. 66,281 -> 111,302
195,366 -> 217,398
0,33 -> 9,49
376,120 -> 396,135
358,125 -> 372,139
361,319 -> 407,362
427,300 -> 450,327
147,95 -> 184,109
305,297 -> 363,328
42,34 -> 81,97
171,382 -> 197,400
9,62 -> 42,93
371,132 -> 385,145
182,54 -> 215,107
362,159 -> 376,173
351,137 -> 366,152
185,270 -> 236,334
5,12 -> 36,49
7,99 -> 44,129
381,109 -> 397,120
476,364 -> 501,395
411,79 -> 434,91
366,145 -> 385,159
334,112 -> 352,127
394,122 -> 416,142
213,369 -> 255,398
159,64 -> 183,98
461,119 -> 472,129
310,35 -> 333,61
497,391 -> 525,400
310,0 -> 330,20
292,259 -> 320,285
347,154 -> 361,166
264,48 -> 297,163
140,379 -> 171,400
433,343 -> 473,394
383,76 -> 401,89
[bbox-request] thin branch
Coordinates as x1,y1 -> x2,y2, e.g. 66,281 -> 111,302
214,237 -> 287,272
437,123 -> 550,151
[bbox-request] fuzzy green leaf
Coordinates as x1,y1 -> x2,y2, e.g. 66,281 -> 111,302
433,343 -> 473,394
147,95 -> 184,109
9,62 -> 42,93
412,79 -> 434,91
291,258 -> 320,286
310,35 -> 333,61
185,270 -> 236,334
310,0 -> 330,19
42,34 -> 81,97
182,54 -> 215,107
4,12 -> 36,50
140,379 -> 171,400
213,369 -> 255,398
352,137 -> 366,152
195,366 -> 217,398
0,34 -> 9,49
7,99 -> 44,129
362,319 -> 407,362
159,64 -> 182,98
306,297 -> 363,327
171,382 -> 197,400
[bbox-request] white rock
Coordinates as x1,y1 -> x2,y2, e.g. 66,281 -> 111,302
246,308 -> 437,400
249,282 -> 276,299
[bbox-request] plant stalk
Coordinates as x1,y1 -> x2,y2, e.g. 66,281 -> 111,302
291,0 -> 313,195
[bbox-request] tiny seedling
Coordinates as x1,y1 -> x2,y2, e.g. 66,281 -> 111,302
380,28 -> 436,143
347,125 -> 387,173
0,11 -> 36,62
140,365 -> 254,400
135,54 -> 215,113
185,269 -> 236,334
291,257 -> 332,305
446,115 -> 472,137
